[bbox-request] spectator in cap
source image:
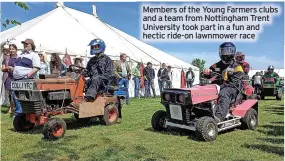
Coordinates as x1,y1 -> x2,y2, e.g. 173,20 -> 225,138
143,62 -> 156,98
13,38 -> 40,80
12,38 -> 40,115
73,55 -> 84,67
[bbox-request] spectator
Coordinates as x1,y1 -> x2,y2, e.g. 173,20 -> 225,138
132,62 -> 141,98
160,64 -> 169,91
186,67 -> 195,88
1,44 -> 11,107
73,55 -> 84,67
253,72 -> 262,93
143,62 -> 156,98
114,53 -> 131,104
167,66 -> 173,88
37,51 -> 50,77
260,71 -> 264,76
157,63 -> 167,92
50,53 -> 66,76
4,44 -> 18,115
13,38 -> 40,115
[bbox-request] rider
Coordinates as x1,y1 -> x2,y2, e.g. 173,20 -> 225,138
263,65 -> 279,79
83,38 -> 114,102
235,52 -> 250,76
203,42 -> 245,122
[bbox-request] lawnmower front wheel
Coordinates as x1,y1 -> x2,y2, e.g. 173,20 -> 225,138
13,113 -> 35,132
43,118 -> 66,141
195,116 -> 218,142
151,110 -> 167,131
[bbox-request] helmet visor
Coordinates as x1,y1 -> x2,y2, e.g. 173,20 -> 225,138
220,46 -> 236,56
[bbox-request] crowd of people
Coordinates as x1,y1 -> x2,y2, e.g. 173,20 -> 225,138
1,38 -> 196,116
1,39 -> 86,116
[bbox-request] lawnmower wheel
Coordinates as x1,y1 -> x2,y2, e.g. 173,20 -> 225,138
276,93 -> 282,100
151,110 -> 167,131
13,114 -> 35,132
241,108 -> 258,130
103,104 -> 119,125
195,116 -> 218,142
43,118 -> 66,141
74,113 -> 91,125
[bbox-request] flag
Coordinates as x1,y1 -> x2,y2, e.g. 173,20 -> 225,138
181,68 -> 186,88
140,61 -> 145,88
63,53 -> 72,67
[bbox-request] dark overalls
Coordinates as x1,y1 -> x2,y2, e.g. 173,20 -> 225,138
209,60 -> 245,121
84,53 -> 113,99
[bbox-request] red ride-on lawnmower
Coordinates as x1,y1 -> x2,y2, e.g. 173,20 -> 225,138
11,65 -> 126,140
151,72 -> 258,141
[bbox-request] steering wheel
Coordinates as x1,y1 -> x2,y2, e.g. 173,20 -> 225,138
68,64 -> 86,73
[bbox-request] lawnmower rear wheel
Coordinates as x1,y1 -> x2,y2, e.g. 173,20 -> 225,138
151,110 -> 167,131
103,104 -> 119,125
13,114 -> 35,132
74,113 -> 92,125
241,108 -> 258,130
195,116 -> 218,142
43,118 -> 66,141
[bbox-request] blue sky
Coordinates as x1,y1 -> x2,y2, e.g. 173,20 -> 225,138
1,2 -> 284,69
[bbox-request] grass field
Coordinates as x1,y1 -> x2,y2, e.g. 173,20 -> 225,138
1,97 -> 284,161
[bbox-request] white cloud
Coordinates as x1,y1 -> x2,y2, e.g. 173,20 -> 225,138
167,51 -> 284,70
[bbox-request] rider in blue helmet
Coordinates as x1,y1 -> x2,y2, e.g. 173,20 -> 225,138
83,38 -> 113,101
203,42 -> 245,122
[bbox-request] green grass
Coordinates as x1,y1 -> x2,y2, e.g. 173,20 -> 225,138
1,97 -> 284,161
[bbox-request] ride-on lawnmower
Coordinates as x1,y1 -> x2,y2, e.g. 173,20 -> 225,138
11,65 -> 126,140
151,72 -> 258,142
259,76 -> 283,100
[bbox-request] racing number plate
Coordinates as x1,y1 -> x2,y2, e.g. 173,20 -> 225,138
169,105 -> 183,120
11,81 -> 34,91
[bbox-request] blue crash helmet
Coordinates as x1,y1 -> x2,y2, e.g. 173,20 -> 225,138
219,42 -> 236,63
88,38 -> 106,55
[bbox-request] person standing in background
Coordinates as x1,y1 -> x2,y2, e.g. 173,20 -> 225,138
4,44 -> 18,115
143,62 -> 156,98
132,62 -> 141,98
186,67 -> 195,88
167,66 -> 173,88
37,51 -> 50,77
114,53 -> 131,104
157,63 -> 167,93
1,44 -> 11,107
50,53 -> 66,76
73,55 -> 84,67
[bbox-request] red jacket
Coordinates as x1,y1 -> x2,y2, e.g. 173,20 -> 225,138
241,61 -> 250,75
